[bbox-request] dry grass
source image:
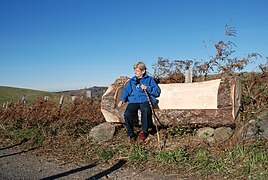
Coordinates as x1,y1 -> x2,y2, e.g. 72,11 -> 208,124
0,71 -> 267,179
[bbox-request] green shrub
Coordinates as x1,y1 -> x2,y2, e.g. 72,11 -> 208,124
92,148 -> 113,160
156,148 -> 188,164
12,127 -> 44,144
128,144 -> 149,161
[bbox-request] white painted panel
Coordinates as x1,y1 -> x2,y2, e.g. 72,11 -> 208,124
157,79 -> 221,109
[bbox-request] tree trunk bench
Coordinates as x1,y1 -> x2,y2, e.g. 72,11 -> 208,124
101,76 -> 241,127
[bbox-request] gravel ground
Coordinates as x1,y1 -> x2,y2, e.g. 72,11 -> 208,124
0,145 -> 186,180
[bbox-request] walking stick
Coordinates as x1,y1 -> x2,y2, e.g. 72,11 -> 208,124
144,90 -> 162,150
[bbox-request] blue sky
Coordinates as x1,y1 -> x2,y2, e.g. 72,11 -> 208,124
0,0 -> 267,91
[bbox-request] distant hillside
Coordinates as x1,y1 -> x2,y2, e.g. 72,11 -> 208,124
59,86 -> 108,98
0,86 -> 59,105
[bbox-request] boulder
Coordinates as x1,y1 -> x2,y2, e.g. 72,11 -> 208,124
213,127 -> 234,142
234,111 -> 268,141
256,110 -> 268,139
88,122 -> 117,143
196,127 -> 214,139
196,127 -> 234,143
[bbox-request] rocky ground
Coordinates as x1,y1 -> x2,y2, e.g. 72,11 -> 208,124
0,144 -> 187,180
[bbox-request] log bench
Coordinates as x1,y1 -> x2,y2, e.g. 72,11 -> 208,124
101,76 -> 242,127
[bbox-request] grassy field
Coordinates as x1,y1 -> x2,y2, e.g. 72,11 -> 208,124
0,86 -> 60,105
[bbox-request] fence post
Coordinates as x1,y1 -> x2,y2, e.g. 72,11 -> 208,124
58,95 -> 64,117
185,70 -> 193,83
21,95 -> 26,104
86,90 -> 92,98
5,102 -> 10,109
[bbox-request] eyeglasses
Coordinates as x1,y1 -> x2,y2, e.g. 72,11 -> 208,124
134,69 -> 142,73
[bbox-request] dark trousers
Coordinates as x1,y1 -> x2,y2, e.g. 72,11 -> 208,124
124,102 -> 153,137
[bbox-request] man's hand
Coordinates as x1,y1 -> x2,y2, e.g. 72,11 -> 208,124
141,84 -> 147,91
118,101 -> 125,107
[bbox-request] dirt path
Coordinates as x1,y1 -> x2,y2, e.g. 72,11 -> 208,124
0,144 -> 185,180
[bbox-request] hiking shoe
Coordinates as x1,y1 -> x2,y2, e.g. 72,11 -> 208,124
130,136 -> 136,144
138,131 -> 148,142
149,125 -> 157,135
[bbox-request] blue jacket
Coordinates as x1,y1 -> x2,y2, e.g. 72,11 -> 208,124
121,73 -> 161,104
